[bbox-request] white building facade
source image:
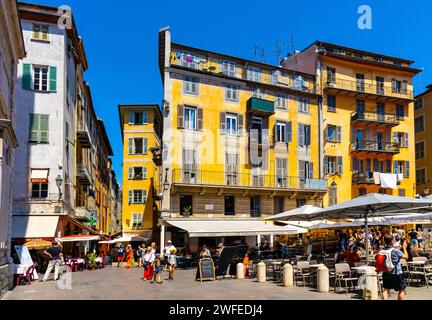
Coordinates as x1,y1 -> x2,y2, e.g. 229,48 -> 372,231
0,0 -> 26,298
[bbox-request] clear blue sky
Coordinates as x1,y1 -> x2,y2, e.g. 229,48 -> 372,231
37,0 -> 431,186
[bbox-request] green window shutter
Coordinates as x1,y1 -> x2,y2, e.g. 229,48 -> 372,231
22,64 -> 32,90
128,138 -> 134,154
128,167 -> 133,180
49,66 -> 57,92
29,114 -> 39,142
128,190 -> 133,204
39,115 -> 49,143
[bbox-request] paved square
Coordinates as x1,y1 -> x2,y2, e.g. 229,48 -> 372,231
2,266 -> 431,300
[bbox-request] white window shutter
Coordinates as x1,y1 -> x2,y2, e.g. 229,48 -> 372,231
143,138 -> 148,154
143,190 -> 147,203
143,167 -> 148,179
128,112 -> 134,124
143,111 -> 148,124
128,167 -> 133,179
128,138 -> 134,154
128,190 -> 133,203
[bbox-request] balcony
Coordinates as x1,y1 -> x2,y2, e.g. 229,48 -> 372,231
351,140 -> 400,154
247,97 -> 275,117
352,172 -> 375,185
76,163 -> 92,186
351,111 -> 399,127
172,169 -> 327,192
77,123 -> 91,148
75,206 -> 92,221
323,78 -> 413,103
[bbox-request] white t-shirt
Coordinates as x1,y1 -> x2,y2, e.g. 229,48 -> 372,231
144,251 -> 155,263
164,245 -> 176,257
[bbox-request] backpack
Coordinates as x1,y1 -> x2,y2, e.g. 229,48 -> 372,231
375,248 -> 395,273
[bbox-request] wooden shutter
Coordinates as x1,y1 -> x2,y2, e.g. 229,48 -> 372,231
373,159 -> 379,172
33,24 -> 40,39
324,156 -> 329,174
405,161 -> 410,178
197,108 -> 203,130
366,158 -> 371,172
237,114 -> 244,135
29,114 -> 39,142
143,190 -> 147,203
49,66 -> 57,92
128,190 -> 133,204
128,138 -> 134,154
404,133 -> 409,147
177,105 -> 184,128
305,125 -> 311,146
128,112 -> 134,124
41,25 -> 49,40
220,112 -> 226,133
128,167 -> 133,180
308,162 -> 314,178
336,126 -> 342,142
391,79 -> 396,92
22,64 -> 32,90
337,157 -> 342,174
39,115 -> 49,143
143,138 -> 148,154
298,124 -> 304,146
273,123 -> 277,143
143,167 -> 148,179
353,157 -> 358,172
286,121 -> 292,142
143,111 -> 148,124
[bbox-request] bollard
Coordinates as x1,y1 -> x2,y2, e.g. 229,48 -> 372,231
257,262 -> 266,283
236,263 -> 245,279
282,263 -> 294,287
317,265 -> 329,293
362,268 -> 378,300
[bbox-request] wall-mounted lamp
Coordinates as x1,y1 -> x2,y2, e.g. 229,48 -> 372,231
55,175 -> 63,202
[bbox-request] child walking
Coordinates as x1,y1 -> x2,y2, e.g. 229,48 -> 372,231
168,248 -> 177,280
152,253 -> 163,284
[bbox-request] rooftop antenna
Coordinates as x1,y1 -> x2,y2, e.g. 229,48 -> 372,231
274,41 -> 283,65
260,47 -> 265,63
253,44 -> 259,61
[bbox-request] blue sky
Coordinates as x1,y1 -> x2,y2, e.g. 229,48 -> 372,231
37,0 -> 431,186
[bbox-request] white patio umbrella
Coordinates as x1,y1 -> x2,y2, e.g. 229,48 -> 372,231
309,217 -> 389,230
112,235 -> 148,243
307,193 -> 432,263
264,205 -> 322,221
384,212 -> 432,225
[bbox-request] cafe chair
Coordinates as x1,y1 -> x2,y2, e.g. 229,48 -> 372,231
334,263 -> 358,294
294,261 -> 311,287
400,259 -> 411,285
413,257 -> 428,262
409,260 -> 432,288
15,264 -> 36,287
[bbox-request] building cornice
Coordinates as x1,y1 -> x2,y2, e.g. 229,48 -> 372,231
0,118 -> 19,148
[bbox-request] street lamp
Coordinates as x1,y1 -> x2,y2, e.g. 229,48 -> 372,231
55,175 -> 63,201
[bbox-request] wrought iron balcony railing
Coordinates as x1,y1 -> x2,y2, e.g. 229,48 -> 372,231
351,111 -> 399,126
172,169 -> 327,191
351,139 -> 400,154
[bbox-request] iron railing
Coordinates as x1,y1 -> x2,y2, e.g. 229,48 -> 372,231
324,78 -> 413,99
172,169 -> 327,190
351,140 -> 400,153
351,111 -> 399,125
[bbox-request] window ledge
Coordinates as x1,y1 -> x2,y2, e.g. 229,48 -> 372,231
31,38 -> 51,44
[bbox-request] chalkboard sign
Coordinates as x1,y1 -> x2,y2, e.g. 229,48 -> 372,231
198,258 -> 215,282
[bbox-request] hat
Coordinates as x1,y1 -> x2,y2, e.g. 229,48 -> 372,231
167,240 -> 172,243
156,253 -> 161,257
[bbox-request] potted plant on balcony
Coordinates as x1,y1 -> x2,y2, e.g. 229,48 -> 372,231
182,206 -> 192,217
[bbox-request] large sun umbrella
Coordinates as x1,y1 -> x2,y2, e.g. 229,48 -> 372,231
309,217 -> 389,230
264,205 -> 322,221
112,235 -> 148,243
384,212 -> 432,225
307,193 -> 432,262
55,234 -> 100,242
24,239 -> 52,250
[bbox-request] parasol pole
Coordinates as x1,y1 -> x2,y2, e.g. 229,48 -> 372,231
364,213 -> 369,265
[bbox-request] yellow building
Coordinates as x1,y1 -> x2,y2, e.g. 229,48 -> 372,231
158,28 -> 327,249
414,85 -> 432,196
283,41 -> 420,205
119,104 -> 163,239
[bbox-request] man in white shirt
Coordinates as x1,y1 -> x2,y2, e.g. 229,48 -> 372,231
163,240 -> 176,272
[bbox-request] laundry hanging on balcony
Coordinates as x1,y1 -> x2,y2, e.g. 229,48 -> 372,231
378,173 -> 397,190
373,172 -> 380,185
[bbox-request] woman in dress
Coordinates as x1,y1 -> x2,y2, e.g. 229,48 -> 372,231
125,244 -> 134,269
143,246 -> 155,280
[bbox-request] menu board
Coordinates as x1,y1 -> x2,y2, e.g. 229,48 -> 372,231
198,258 -> 215,282
14,245 -> 38,279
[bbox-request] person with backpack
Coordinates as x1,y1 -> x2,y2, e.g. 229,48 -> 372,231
376,234 -> 409,300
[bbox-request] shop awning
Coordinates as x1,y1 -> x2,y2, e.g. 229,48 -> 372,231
12,215 -> 60,239
30,169 -> 49,183
165,219 -> 307,237
55,234 -> 100,242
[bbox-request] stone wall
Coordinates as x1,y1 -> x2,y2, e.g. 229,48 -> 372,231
0,261 -> 12,298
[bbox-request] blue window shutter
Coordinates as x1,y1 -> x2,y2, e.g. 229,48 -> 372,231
337,156 -> 343,174
405,161 -> 410,178
374,159 -> 379,172
49,66 -> 57,92
324,156 -> 329,174
353,157 -> 358,172
286,121 -> 292,142
404,133 -> 409,147
386,160 -> 391,173
366,158 -> 371,172
393,160 -> 398,174
298,124 -> 304,146
336,126 -> 342,142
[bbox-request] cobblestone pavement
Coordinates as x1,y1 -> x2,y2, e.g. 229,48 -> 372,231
2,266 -> 431,300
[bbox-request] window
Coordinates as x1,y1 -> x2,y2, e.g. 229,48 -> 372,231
329,183 -> 337,206
378,188 -> 387,195
293,75 -> 305,90
393,132 -> 408,148
324,156 -> 336,174
394,161 -> 404,174
415,98 -> 424,110
226,153 -> 239,185
180,195 -> 193,216
374,57 -> 383,62
225,84 -> 239,102
181,53 -> 199,69
128,167 -> 147,180
128,190 -> 147,204
356,73 -> 365,92
376,77 -> 384,95
128,111 -> 148,125
131,213 -> 143,228
396,105 -> 404,120
392,79 -> 407,94
225,114 -> 238,135
247,66 -> 261,82
184,107 -> 197,130
416,168 -> 426,185
31,182 -> 48,198
33,66 -> 49,91
275,196 -> 284,214
327,95 -> 336,112
128,138 -> 148,155
29,113 -> 49,143
358,187 -> 367,196
275,93 -> 287,109
415,115 -> 424,133
415,141 -> 425,159
184,76 -> 199,95
327,67 -> 336,84
224,196 -> 235,215
275,122 -> 286,143
296,198 -> 306,208
221,61 -> 236,77
32,24 -> 49,41
298,124 -> 311,146
252,88 -> 264,99
297,96 -> 309,113
276,158 -> 287,188
326,125 -> 341,142
250,196 -> 261,217
398,189 -> 406,197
